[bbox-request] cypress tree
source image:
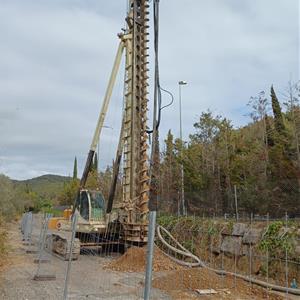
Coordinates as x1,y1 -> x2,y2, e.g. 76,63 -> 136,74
73,157 -> 78,179
265,115 -> 274,147
165,130 -> 174,162
271,85 -> 285,135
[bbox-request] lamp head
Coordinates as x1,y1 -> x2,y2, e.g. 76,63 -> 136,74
178,80 -> 187,85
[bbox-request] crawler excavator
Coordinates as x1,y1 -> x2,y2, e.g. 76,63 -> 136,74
48,0 -> 151,259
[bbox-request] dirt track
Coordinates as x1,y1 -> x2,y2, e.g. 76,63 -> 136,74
0,217 -> 296,300
0,218 -> 169,300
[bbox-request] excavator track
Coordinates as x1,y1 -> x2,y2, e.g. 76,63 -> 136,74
47,231 -> 80,261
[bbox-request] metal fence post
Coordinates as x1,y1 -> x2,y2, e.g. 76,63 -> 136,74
285,212 -> 289,297
144,211 -> 157,300
249,212 -> 253,288
234,185 -> 238,221
267,212 -> 269,299
63,213 -> 78,300
29,212 -> 33,244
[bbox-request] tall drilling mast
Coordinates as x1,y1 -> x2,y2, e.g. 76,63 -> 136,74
121,0 -> 150,242
73,0 -> 151,244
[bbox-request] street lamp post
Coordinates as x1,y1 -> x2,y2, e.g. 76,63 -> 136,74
178,80 -> 187,216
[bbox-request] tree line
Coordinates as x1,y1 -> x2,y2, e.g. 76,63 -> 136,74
60,83 -> 300,217
2,83 -> 298,219
159,83 -> 300,217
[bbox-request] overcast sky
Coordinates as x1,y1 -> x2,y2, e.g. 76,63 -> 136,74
0,0 -> 299,180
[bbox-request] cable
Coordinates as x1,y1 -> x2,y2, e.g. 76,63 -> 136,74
156,225 -> 204,267
147,0 -> 168,134
146,0 -> 175,135
160,87 -> 174,110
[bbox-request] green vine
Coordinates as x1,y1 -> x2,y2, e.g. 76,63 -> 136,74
259,221 -> 294,257
227,220 -> 234,233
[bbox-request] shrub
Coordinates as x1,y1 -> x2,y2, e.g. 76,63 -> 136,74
0,215 -> 7,260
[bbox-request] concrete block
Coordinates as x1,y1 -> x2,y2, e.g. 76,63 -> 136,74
220,235 -> 242,257
33,274 -> 56,281
232,223 -> 248,236
242,228 -> 262,245
33,258 -> 50,264
242,244 -> 249,256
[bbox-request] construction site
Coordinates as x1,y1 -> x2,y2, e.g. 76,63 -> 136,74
0,0 -> 300,299
0,211 -> 299,299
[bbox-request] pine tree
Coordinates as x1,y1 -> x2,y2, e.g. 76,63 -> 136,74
73,157 -> 78,179
271,85 -> 285,135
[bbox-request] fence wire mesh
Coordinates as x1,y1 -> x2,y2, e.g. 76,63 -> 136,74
155,212 -> 300,297
15,211 -> 300,300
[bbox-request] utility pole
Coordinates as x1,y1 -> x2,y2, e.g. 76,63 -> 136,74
178,80 -> 187,216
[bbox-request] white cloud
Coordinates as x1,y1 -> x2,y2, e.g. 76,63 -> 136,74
0,0 -> 298,179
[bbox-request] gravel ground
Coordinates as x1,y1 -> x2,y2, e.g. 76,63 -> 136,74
0,216 -> 170,300
0,215 -> 297,300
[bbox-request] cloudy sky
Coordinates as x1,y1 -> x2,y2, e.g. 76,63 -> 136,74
0,0 -> 299,180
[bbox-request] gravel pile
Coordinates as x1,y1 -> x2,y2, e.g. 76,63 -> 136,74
152,268 -> 283,300
105,246 -> 182,272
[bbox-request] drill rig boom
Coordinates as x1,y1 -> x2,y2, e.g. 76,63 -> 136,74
75,0 -> 151,243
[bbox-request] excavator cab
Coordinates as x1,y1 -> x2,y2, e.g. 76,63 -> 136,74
89,190 -> 105,221
49,189 -> 108,259
76,189 -> 106,222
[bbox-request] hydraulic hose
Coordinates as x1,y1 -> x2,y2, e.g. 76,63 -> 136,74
156,225 -> 300,296
156,225 -> 204,267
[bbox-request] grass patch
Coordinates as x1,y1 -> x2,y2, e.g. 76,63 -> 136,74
41,207 -> 63,217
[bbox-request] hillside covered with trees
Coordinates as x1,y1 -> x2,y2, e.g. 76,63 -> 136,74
0,174 -> 72,220
0,155 -> 118,221
159,83 -> 300,217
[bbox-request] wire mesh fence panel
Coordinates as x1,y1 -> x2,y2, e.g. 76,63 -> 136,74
57,215 -> 153,299
13,210 -> 300,299
21,212 -> 33,245
150,212 -> 300,299
63,213 -> 78,300
20,213 -> 27,236
33,213 -> 56,281
10,213 -> 69,299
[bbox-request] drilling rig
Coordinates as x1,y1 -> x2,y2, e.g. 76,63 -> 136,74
48,0 -> 151,258
117,0 -> 150,242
